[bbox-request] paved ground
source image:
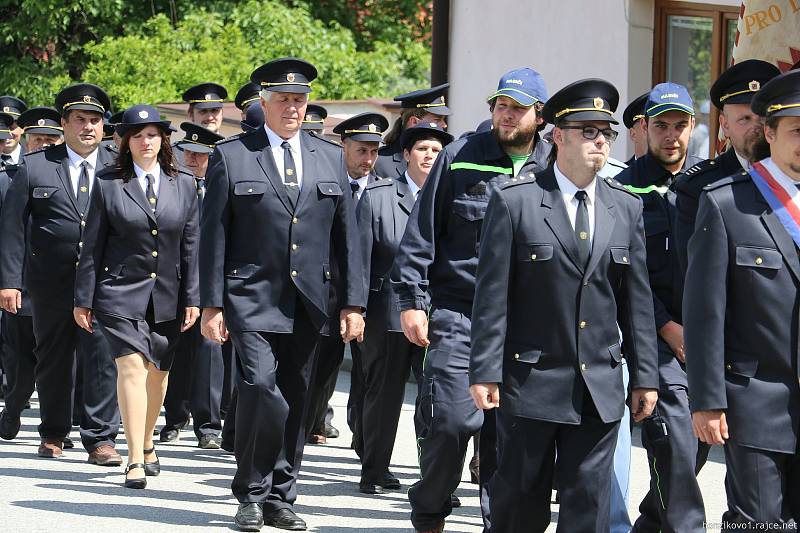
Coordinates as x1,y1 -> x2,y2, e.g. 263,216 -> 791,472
0,370 -> 728,532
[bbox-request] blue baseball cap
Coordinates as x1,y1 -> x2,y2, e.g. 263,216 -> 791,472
487,67 -> 547,107
646,82 -> 695,117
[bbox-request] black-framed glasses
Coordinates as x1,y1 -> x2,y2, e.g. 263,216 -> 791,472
559,125 -> 618,142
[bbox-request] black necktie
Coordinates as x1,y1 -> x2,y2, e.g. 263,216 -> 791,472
350,181 -> 360,200
145,173 -> 157,212
574,190 -> 591,266
77,161 -> 90,215
281,141 -> 299,207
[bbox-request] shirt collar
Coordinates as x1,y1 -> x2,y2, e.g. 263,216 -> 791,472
348,174 -> 369,189
133,162 -> 161,182
553,162 -> 596,204
65,144 -> 99,170
264,124 -> 301,154
9,144 -> 21,162
403,171 -> 421,198
734,150 -> 751,171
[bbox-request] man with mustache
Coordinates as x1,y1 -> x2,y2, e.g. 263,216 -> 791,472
392,67 -> 550,533
616,83 -> 706,533
0,84 -> 121,466
674,60 -> 781,273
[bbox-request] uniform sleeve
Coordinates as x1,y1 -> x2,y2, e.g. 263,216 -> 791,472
683,192 -> 729,412
617,199 -> 660,390
469,189 -> 513,385
74,180 -> 108,309
390,149 -> 453,311
355,188 -> 375,310
199,147 -> 231,309
180,179 -> 200,307
0,165 -> 31,289
332,153 -> 366,310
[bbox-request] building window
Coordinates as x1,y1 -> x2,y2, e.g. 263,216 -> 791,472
654,1 -> 739,159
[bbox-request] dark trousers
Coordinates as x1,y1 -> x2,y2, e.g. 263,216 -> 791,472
229,310 -> 320,511
721,440 -> 799,530
1,312 -> 36,414
358,321 -> 423,481
347,340 -> 364,452
492,399 -> 619,533
30,299 -> 118,450
408,307 -> 494,531
633,385 -> 709,533
305,330 -> 344,438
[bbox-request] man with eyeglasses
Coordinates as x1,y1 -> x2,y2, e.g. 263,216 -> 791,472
469,78 -> 658,533
615,83 -> 706,533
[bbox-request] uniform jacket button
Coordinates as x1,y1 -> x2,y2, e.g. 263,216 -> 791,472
579,321 -> 587,329
580,363 -> 587,371
151,229 -> 158,236
291,270 -> 298,277
152,251 -> 158,257
514,353 -> 520,359
755,257 -> 763,265
150,273 -> 157,279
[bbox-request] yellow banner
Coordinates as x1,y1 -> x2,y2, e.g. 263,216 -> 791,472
732,0 -> 800,70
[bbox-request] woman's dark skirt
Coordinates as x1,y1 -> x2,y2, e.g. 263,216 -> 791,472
95,304 -> 181,371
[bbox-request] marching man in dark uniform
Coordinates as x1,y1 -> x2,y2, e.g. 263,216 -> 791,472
375,84 -> 450,179
234,81 -> 261,119
673,59 -> 781,272
685,68 -> 800,530
199,57 -> 365,532
0,84 -> 122,464
356,122 -> 452,494
469,78 -> 659,533
622,93 -> 649,165
0,96 -> 28,169
392,67 -> 551,533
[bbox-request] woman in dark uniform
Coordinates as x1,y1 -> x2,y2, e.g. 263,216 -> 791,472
73,104 -> 200,489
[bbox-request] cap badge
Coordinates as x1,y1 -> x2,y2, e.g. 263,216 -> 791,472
37,119 -> 46,126
429,122 -> 437,127
191,133 -> 198,141
83,95 -> 92,103
368,123 -> 377,133
305,114 -> 311,121
139,110 -> 149,119
593,97 -> 604,110
439,96 -> 445,103
2,106 -> 8,112
287,73 -> 296,83
749,80 -> 760,91
205,94 -> 213,100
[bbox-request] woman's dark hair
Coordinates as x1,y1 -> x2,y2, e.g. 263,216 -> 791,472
115,123 -> 177,180
402,133 -> 446,153
764,115 -> 782,132
383,108 -> 432,146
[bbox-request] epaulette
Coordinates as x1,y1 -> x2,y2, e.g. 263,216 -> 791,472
365,177 -> 395,190
217,128 -> 258,145
176,168 -> 195,179
499,173 -> 536,190
682,158 -> 717,180
603,176 -> 640,198
703,169 -> 750,191
21,146 -> 50,158
305,131 -> 342,149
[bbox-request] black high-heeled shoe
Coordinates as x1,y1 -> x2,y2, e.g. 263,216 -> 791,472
143,446 -> 160,476
124,463 -> 147,489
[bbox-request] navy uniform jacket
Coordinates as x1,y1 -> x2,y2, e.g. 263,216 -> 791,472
199,127 -> 366,333
684,170 -> 800,453
0,143 -> 116,309
392,130 -> 550,314
0,163 -> 31,316
674,148 -> 742,274
74,167 -> 200,322
357,176 -> 417,332
469,168 -> 659,424
374,142 -> 405,179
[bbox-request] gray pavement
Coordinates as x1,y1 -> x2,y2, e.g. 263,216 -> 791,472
0,370 -> 728,532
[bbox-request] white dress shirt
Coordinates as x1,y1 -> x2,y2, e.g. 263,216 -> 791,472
734,150 -> 751,172
403,171 -> 422,199
553,162 -> 597,243
264,124 -> 303,190
348,174 -> 369,201
134,162 -> 162,196
5,143 -> 22,165
65,145 -> 100,199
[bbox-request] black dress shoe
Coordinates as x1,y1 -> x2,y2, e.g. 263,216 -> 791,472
159,428 -> 179,442
62,437 -> 75,449
198,434 -> 221,449
450,494 -> 461,508
235,503 -> 263,531
324,423 -> 339,439
124,463 -> 147,489
264,508 -> 306,531
379,471 -> 401,489
0,409 -> 21,441
143,446 -> 160,476
359,480 -> 385,494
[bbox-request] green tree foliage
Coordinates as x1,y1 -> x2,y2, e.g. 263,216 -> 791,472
0,0 -> 430,108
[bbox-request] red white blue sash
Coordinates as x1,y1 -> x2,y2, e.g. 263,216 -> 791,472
749,159 -> 800,248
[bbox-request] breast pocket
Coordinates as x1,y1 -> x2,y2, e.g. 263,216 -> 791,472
317,182 -> 342,198
32,186 -> 59,200
233,181 -> 267,198
735,245 -> 783,295
517,243 -> 554,263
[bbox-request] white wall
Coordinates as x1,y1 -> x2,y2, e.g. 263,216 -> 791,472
448,0 -> 656,159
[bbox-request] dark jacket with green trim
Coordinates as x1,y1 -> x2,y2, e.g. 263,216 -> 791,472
673,147 -> 742,274
469,168 -> 659,423
391,130 -> 550,314
684,169 -> 800,453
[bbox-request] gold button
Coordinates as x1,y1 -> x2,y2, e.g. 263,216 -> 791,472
78,241 -> 83,247
43,192 -> 48,197
514,353 -> 520,359
80,220 -> 86,227
247,188 -> 253,193
104,267 -> 108,272
292,217 -> 298,224
291,243 -> 298,251
75,261 -> 79,267
623,256 -> 628,263
152,251 -> 158,257
150,273 -> 157,279
725,363 -> 732,371
232,269 -> 238,275
755,257 -> 763,265
580,363 -> 587,371
579,321 -> 587,329
531,254 -> 537,260
583,281 -> 589,287
151,229 -> 158,236
328,188 -> 333,193
291,270 -> 298,277
326,271 -> 330,277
